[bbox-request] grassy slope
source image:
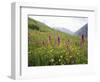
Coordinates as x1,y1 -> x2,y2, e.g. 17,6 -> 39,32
28,17 -> 88,66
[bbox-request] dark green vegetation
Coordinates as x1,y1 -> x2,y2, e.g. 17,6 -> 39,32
28,17 -> 88,66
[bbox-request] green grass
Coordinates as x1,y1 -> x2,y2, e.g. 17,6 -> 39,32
28,17 -> 88,66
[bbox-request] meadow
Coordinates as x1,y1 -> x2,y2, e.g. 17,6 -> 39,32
28,17 -> 88,66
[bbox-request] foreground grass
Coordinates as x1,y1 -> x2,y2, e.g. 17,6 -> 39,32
28,29 -> 88,66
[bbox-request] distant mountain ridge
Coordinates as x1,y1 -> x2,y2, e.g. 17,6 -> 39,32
54,23 -> 88,37
55,27 -> 74,35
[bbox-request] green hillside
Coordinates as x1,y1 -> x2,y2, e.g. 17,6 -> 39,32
28,17 -> 88,66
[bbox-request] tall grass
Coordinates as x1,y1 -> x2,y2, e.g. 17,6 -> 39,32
28,28 -> 88,66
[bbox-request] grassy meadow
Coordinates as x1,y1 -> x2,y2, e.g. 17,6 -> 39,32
28,17 -> 88,66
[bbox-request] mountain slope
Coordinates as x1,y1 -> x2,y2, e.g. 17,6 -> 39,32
28,17 -> 53,32
75,23 -> 88,37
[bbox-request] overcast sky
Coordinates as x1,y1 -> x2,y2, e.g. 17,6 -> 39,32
29,16 -> 88,32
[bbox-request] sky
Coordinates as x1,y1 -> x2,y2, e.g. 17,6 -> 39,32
29,16 -> 88,32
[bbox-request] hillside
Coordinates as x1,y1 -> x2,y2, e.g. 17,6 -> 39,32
28,17 -> 54,32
